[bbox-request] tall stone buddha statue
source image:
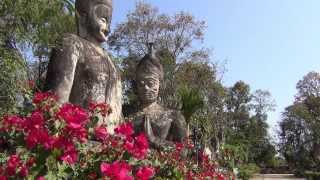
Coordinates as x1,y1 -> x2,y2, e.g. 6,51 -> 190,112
44,0 -> 122,131
130,44 -> 187,150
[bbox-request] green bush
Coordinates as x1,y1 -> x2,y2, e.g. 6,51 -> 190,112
238,163 -> 260,180
304,171 -> 320,180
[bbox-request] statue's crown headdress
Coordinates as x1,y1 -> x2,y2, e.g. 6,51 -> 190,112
136,43 -> 164,80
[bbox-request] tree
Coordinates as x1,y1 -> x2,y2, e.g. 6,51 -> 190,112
223,81 -> 276,168
108,1 -> 206,59
178,85 -> 204,136
279,103 -> 315,172
279,71 -> 320,173
0,0 -> 76,114
0,46 -> 27,115
226,81 -> 251,137
251,90 -> 276,116
111,1 -> 209,111
296,71 -> 320,101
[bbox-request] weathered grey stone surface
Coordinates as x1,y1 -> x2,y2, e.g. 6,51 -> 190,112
129,44 -> 187,149
44,0 -> 122,131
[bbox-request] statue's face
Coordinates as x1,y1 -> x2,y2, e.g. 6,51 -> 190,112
137,72 -> 160,104
87,2 -> 112,42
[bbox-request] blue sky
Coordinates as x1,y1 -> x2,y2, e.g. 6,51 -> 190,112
112,0 -> 320,137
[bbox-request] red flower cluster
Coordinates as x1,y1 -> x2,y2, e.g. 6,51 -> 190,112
94,126 -> 108,141
124,133 -> 149,159
0,154 -> 35,178
89,102 -> 111,117
32,92 -> 58,112
100,161 -> 133,180
1,94 -> 90,166
57,104 -> 89,142
115,122 -> 149,159
33,92 -> 54,104
136,167 -> 155,180
51,137 -> 79,165
1,111 -> 52,150
1,115 -> 25,131
100,162 -> 155,180
24,111 -> 52,149
0,91 -> 233,179
115,122 -> 134,138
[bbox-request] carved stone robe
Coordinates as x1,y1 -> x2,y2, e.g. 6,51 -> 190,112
45,34 -> 122,130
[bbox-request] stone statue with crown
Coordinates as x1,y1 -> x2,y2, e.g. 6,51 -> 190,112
44,0 -> 122,131
129,43 -> 187,150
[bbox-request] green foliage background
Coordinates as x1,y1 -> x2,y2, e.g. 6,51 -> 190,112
0,0 -> 76,115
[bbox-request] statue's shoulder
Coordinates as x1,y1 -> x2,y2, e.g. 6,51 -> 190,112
55,33 -> 84,51
61,33 -> 82,43
167,109 -> 184,119
167,109 -> 186,126
128,110 -> 145,120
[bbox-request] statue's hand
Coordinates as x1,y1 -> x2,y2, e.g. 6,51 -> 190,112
144,116 -> 155,140
144,115 -> 174,149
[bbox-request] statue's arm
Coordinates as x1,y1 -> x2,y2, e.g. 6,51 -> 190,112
169,111 -> 188,142
44,34 -> 82,104
144,116 -> 174,149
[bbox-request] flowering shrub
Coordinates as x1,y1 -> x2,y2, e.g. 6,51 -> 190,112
0,92 -> 233,179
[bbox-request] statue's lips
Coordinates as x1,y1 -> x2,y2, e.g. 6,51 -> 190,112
102,28 -> 109,36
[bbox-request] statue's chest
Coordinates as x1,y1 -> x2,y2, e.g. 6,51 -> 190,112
81,54 -> 117,83
149,112 -> 173,137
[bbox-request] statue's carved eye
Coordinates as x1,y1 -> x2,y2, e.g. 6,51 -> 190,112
100,18 -> 107,24
139,81 -> 145,85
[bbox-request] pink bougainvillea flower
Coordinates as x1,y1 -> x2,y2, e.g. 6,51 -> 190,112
26,157 -> 36,168
94,126 -> 108,141
57,104 -> 89,142
64,125 -> 88,142
100,161 -> 133,180
2,115 -> 25,131
217,173 -> 225,180
89,102 -> 111,117
133,133 -> 149,159
19,165 -> 28,177
37,176 -> 45,180
57,104 -> 89,125
175,142 -> 184,152
51,136 -> 71,150
136,167 -> 155,180
24,111 -> 45,131
186,170 -> 194,180
114,122 -> 134,138
33,92 -> 54,104
25,128 -> 50,149
124,133 -> 149,159
6,154 -> 21,176
60,144 -> 78,165
50,137 -> 78,164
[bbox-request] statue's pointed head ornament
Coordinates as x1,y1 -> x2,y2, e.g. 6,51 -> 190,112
136,43 -> 164,80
